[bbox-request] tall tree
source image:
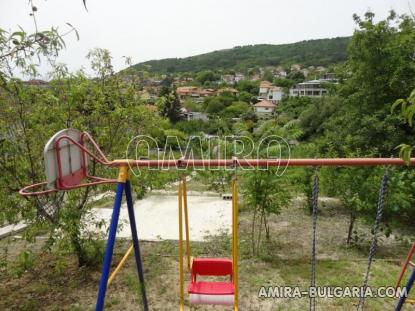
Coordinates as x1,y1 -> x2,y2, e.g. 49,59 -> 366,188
158,90 -> 183,124
322,11 -> 415,156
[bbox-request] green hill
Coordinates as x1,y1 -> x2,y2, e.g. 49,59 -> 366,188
132,37 -> 350,73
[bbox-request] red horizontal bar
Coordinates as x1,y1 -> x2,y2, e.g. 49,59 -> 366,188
109,158 -> 415,168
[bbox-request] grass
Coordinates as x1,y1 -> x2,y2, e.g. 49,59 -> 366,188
1,193 -> 415,310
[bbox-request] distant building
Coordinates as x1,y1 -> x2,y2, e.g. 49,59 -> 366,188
320,73 -> 338,83
250,74 -> 261,81
258,81 -> 284,103
301,69 -> 310,77
185,111 -> 209,121
23,79 -> 49,88
235,73 -> 245,82
177,86 -> 240,103
258,81 -> 273,98
217,87 -> 239,96
275,71 -> 287,78
181,107 -> 209,121
222,73 -> 245,85
253,100 -> 276,118
289,79 -> 330,97
290,64 -> 302,71
176,86 -> 215,103
222,74 -> 235,84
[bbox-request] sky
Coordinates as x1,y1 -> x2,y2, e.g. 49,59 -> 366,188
0,0 -> 414,77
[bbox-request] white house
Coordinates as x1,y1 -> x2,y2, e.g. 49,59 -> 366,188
235,73 -> 245,82
253,100 -> 276,118
258,81 -> 273,98
222,74 -> 235,84
186,111 -> 209,121
181,107 -> 209,121
222,73 -> 245,84
275,71 -> 287,78
289,79 -> 336,97
258,81 -> 285,103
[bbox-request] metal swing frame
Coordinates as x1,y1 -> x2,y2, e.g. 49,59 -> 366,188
177,161 -> 239,310
19,128 -> 415,310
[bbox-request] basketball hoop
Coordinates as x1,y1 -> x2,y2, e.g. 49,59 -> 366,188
20,129 -> 117,197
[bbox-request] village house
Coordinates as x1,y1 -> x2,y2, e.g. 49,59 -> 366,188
320,73 -> 338,83
301,68 -> 310,77
176,86 -> 215,103
217,87 -> 239,96
23,79 -> 49,88
258,81 -> 285,103
253,99 -> 276,119
177,86 -> 239,103
222,73 -> 245,85
275,70 -> 287,78
235,73 -> 245,82
222,74 -> 235,84
250,74 -> 261,81
289,79 -> 331,97
181,107 -> 209,121
185,111 -> 209,121
290,64 -> 302,71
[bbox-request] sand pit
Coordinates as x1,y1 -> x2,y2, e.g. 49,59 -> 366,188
89,194 -> 232,241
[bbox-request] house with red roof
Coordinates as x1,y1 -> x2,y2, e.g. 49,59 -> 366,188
258,81 -> 284,103
253,99 -> 276,119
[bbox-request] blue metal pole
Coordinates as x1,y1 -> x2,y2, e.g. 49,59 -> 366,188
96,181 -> 125,311
125,180 -> 149,311
396,268 -> 415,311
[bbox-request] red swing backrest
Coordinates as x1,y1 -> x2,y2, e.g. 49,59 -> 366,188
191,258 -> 233,281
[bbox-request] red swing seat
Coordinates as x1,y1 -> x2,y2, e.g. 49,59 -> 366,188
188,258 -> 235,306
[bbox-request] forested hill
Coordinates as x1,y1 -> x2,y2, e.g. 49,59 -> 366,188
132,37 -> 350,73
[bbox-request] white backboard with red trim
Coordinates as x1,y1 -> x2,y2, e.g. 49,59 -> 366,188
43,129 -> 86,190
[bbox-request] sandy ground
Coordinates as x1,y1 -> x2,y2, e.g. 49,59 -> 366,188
87,194 -> 232,241
2,196 -> 415,310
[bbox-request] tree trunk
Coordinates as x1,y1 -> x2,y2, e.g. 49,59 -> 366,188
70,186 -> 91,267
347,212 -> 356,244
251,204 -> 258,256
264,214 -> 270,241
72,234 -> 86,266
256,209 -> 264,256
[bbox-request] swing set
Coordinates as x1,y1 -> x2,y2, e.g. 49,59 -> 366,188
19,129 -> 415,310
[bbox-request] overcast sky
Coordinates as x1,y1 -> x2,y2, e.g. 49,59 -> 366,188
1,0 -> 414,77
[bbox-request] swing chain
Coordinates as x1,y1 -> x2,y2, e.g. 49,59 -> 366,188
310,166 -> 319,311
356,169 -> 389,311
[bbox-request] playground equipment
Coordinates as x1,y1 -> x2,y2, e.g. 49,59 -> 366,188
19,129 -> 415,310
20,129 -> 148,311
177,170 -> 239,309
395,242 -> 415,309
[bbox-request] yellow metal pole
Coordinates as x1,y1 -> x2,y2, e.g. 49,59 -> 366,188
232,178 -> 235,264
107,244 -> 134,287
118,165 -> 129,183
178,181 -> 185,311
232,177 -> 239,311
182,176 -> 191,271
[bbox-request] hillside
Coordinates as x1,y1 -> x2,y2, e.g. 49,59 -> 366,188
132,37 -> 350,73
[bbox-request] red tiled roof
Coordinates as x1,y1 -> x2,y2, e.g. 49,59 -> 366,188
23,79 -> 48,86
176,86 -> 199,94
254,100 -> 276,108
218,87 -> 239,94
259,81 -> 273,88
